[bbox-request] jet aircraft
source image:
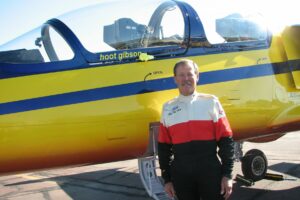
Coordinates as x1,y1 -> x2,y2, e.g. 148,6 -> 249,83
0,0 -> 300,197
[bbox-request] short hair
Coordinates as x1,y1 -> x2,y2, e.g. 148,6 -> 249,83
173,59 -> 199,76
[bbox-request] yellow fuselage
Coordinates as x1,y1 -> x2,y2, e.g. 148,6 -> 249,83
1,34 -> 300,175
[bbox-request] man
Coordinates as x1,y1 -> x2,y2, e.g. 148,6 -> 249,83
158,59 -> 234,200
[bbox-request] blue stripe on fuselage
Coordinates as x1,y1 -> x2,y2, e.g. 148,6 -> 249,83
0,62 -> 289,115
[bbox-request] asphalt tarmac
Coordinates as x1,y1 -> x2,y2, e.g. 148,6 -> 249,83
0,131 -> 299,200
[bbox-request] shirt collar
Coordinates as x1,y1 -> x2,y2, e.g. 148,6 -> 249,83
178,91 -> 198,102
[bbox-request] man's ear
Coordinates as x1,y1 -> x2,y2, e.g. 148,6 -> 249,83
174,76 -> 178,85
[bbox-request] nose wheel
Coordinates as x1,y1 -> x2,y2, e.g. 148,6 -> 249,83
241,149 -> 268,181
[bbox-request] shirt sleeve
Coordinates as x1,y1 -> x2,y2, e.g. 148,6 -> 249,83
212,98 -> 233,141
157,106 -> 173,183
212,98 -> 235,179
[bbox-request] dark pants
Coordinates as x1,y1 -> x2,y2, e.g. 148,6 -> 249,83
171,157 -> 224,200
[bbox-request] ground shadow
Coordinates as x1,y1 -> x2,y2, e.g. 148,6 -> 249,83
229,182 -> 300,200
228,162 -> 300,199
4,168 -> 152,200
3,162 -> 300,200
268,162 -> 300,178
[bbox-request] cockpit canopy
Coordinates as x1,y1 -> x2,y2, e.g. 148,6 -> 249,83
0,0 -> 269,65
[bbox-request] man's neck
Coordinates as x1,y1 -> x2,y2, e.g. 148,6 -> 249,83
180,90 -> 197,96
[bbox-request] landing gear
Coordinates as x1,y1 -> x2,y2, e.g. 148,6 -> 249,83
241,149 -> 268,181
234,142 -> 268,182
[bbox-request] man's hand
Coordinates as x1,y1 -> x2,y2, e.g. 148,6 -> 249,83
221,176 -> 233,200
164,182 -> 176,198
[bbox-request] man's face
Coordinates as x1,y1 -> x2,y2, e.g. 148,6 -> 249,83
174,63 -> 199,96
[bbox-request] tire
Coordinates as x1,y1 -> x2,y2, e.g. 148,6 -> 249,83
241,149 -> 268,181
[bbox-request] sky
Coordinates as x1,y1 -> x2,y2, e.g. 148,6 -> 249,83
0,0 -> 102,46
0,0 -> 299,46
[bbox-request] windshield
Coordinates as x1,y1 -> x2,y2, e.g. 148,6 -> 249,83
0,24 -> 74,64
186,0 -> 268,44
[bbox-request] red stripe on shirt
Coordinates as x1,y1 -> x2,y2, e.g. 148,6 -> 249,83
160,117 -> 233,144
168,120 -> 216,144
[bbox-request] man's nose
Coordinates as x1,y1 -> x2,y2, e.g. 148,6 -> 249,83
182,75 -> 189,80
